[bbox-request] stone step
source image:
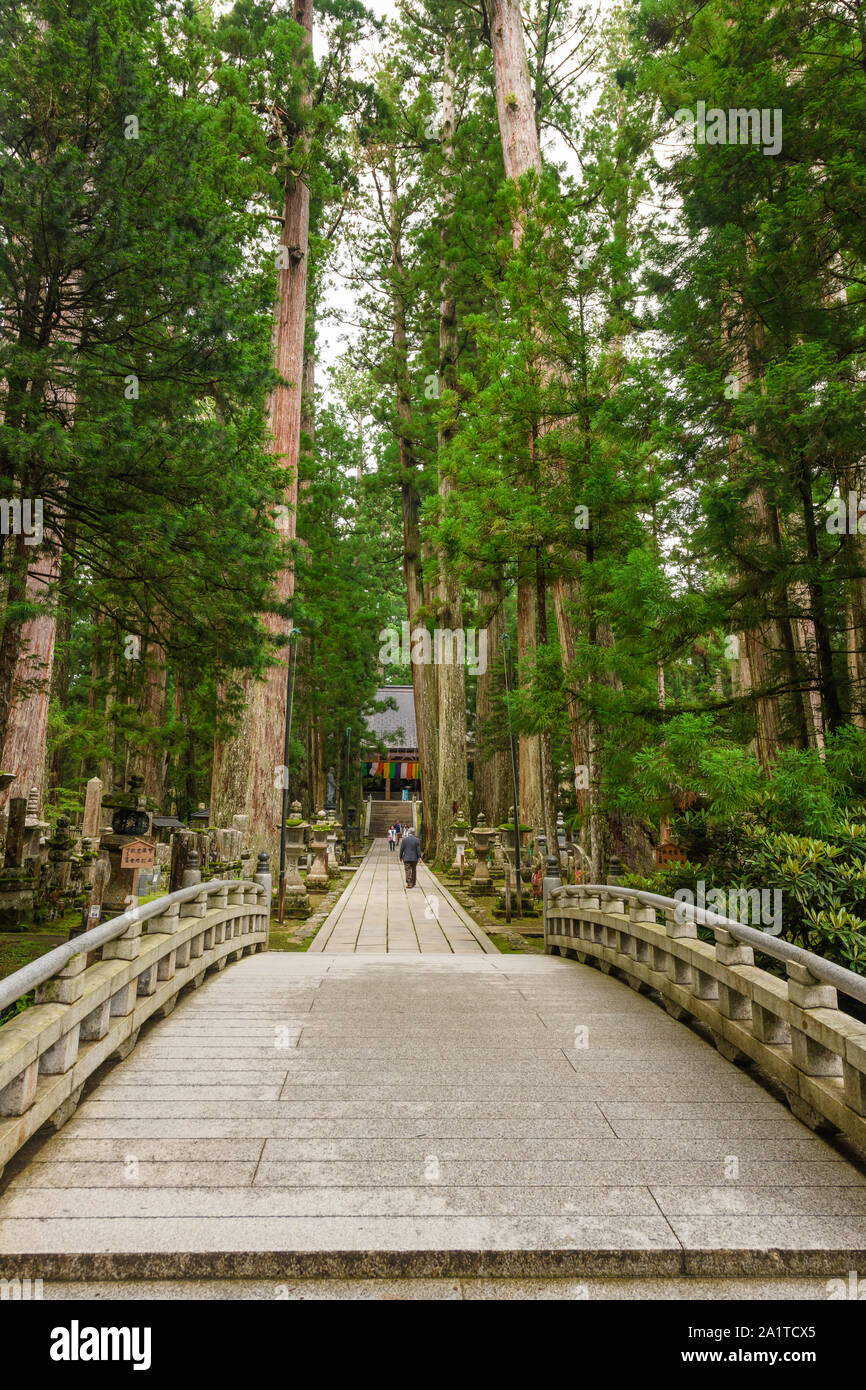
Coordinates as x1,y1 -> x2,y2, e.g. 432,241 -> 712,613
29,1274 -> 848,1301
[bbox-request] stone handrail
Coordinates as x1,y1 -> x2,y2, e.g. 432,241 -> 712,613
0,877 -> 269,1177
544,880 -> 866,1150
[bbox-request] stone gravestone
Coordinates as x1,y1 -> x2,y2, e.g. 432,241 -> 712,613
81,777 -> 103,840
0,797 -> 35,927
169,830 -> 198,894
5,795 -> 27,871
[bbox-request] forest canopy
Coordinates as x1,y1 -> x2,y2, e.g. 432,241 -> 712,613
2,0 -> 866,969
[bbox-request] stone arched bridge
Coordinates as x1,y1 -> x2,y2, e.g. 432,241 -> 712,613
1,840 -> 865,1298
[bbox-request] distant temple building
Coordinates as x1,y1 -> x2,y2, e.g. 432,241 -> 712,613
362,684 -> 474,803
363,687 -> 420,801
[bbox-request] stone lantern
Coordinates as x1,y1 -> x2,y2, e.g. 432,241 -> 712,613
470,813 -> 497,894
305,810 -> 330,890
45,815 -> 75,897
326,816 -> 341,877
498,821 -> 517,870
451,820 -> 470,873
556,812 -> 568,865
22,785 -> 49,879
345,806 -> 358,861
99,775 -> 156,920
490,830 -> 507,880
282,801 -> 310,913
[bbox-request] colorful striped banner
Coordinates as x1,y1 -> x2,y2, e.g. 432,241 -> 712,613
362,760 -> 420,778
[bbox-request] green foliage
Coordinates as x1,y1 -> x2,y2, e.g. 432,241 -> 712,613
743,826 -> 866,974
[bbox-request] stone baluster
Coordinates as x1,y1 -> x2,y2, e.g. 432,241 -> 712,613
843,1036 -> 866,1118
663,903 -> 697,988
180,852 -> 208,961
713,926 -> 754,1023
627,900 -> 656,965
34,954 -> 85,1077
787,962 -> 843,1077
575,885 -> 600,942
599,889 -> 626,952
146,897 -> 182,981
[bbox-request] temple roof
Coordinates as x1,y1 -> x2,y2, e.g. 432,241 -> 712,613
366,686 -> 417,751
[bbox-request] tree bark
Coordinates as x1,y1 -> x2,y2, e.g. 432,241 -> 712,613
487,0 -> 589,846
516,550 -> 543,835
131,632 -> 168,803
210,0 -> 313,862
383,150 -> 439,839
536,551 -> 557,857
474,580 -> 510,825
434,36 -> 470,862
0,534 -> 60,812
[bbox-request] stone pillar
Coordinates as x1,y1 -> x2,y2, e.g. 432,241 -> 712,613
81,777 -> 103,840
254,850 -> 273,916
542,855 -> 562,937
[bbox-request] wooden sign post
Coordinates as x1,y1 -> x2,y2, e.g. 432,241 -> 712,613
120,839 -> 156,871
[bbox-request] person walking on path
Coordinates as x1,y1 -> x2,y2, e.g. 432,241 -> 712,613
399,828 -> 422,887
387,826 -> 395,852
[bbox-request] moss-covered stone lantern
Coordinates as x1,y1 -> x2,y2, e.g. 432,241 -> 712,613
282,801 -> 310,914
470,813 -> 497,894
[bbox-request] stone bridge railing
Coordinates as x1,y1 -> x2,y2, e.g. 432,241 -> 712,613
544,880 -> 866,1152
0,873 -> 270,1178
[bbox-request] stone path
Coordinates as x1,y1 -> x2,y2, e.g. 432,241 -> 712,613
1,948 -> 865,1281
309,839 -> 494,954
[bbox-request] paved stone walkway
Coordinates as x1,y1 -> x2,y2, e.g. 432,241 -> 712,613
309,839 -> 494,954
1,949 -> 865,1280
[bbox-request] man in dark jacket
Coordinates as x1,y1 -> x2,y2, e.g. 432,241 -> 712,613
399,829 -> 422,887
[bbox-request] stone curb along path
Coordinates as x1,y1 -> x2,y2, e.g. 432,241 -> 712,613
293,878 -> 350,943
